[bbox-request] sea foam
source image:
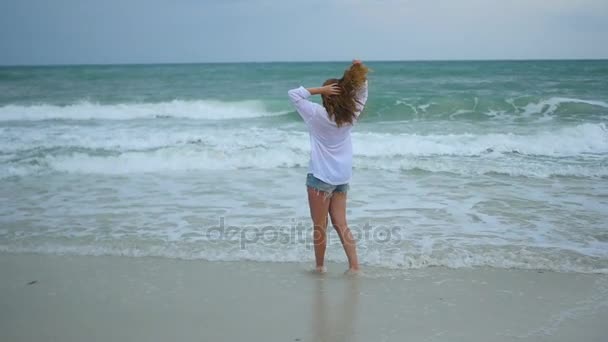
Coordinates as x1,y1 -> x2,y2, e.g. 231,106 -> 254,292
1,123 -> 606,179
0,100 -> 287,121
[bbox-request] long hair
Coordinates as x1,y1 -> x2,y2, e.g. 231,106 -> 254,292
322,63 -> 369,127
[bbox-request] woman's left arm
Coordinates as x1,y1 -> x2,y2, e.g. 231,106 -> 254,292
354,80 -> 368,118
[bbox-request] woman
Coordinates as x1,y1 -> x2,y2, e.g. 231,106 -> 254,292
288,60 -> 369,273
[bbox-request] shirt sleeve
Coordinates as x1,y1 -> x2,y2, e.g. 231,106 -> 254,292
354,80 -> 369,118
288,86 -> 316,123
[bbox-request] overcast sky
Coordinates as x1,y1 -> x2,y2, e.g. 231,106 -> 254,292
1,0 -> 607,65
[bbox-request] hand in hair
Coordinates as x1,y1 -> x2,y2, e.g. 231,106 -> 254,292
307,83 -> 341,96
318,61 -> 368,126
321,83 -> 342,96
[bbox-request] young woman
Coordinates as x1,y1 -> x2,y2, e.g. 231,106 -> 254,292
288,60 -> 369,273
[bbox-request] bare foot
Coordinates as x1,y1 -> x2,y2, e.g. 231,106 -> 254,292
344,268 -> 361,276
314,266 -> 327,274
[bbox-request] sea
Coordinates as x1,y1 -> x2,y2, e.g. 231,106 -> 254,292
1,60 -> 607,273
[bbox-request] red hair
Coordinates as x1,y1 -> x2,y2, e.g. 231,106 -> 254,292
321,63 -> 369,127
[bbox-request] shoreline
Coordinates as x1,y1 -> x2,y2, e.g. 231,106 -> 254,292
1,252 -> 607,342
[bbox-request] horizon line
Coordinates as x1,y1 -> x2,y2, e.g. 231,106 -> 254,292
1,57 -> 608,68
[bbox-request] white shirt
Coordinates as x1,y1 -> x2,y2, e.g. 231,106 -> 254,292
288,81 -> 368,185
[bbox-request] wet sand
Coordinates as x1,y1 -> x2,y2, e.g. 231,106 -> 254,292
1,253 -> 607,342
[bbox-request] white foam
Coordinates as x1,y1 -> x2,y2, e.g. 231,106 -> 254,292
45,148 -> 307,174
520,97 -> 608,117
1,242 -> 605,274
1,123 -> 607,178
0,100 -> 287,121
418,103 -> 434,112
3,123 -> 607,157
354,123 -> 608,157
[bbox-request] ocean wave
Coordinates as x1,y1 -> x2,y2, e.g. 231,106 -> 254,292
2,123 -> 607,157
390,159 -> 608,178
2,95 -> 606,123
2,149 -> 606,179
1,123 -> 607,178
518,97 -> 608,118
0,100 -> 288,121
1,243 -> 605,274
384,96 -> 608,122
355,123 -> 608,157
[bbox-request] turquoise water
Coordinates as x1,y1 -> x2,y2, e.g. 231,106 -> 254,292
1,61 -> 607,272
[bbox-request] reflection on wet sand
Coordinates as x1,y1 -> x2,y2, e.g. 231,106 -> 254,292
313,276 -> 360,342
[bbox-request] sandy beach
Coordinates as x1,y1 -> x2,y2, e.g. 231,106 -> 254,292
2,0 -> 608,340
2,61 -> 608,342
1,253 -> 606,342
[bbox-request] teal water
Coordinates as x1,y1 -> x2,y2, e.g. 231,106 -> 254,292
2,61 -> 607,121
0,61 -> 607,273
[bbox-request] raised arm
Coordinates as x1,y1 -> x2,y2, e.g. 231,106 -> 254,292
354,80 -> 368,118
349,59 -> 369,118
288,84 -> 341,122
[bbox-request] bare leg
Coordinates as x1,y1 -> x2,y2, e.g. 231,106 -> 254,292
307,187 -> 331,272
329,192 -> 359,271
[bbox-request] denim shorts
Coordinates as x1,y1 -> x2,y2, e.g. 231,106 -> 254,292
306,173 -> 349,194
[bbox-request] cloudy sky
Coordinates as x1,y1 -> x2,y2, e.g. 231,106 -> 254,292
1,0 -> 607,65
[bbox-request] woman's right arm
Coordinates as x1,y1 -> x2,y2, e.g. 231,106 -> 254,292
288,84 -> 341,122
